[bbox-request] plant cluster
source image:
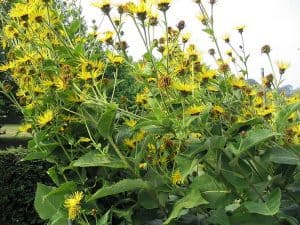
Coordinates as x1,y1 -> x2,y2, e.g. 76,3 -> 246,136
0,0 -> 299,225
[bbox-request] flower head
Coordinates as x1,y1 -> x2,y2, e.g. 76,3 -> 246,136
171,170 -> 183,185
185,105 -> 206,116
64,191 -> 84,220
154,0 -> 172,12
277,61 -> 290,75
235,25 -> 245,34
92,0 -> 111,14
37,109 -> 54,127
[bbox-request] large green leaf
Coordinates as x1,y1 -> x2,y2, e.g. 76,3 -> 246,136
244,188 -> 281,216
45,182 -> 76,200
34,183 -> 65,220
269,148 -> 300,165
49,210 -> 68,225
98,103 -> 117,139
208,208 -> 231,225
88,179 -> 151,202
191,174 -> 229,207
175,154 -> 198,179
163,190 -> 208,224
233,129 -> 279,160
229,211 -> 277,225
138,190 -> 160,209
73,151 -> 126,168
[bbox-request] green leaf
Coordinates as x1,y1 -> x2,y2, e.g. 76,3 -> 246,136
191,174 -> 229,208
47,166 -> 60,186
163,190 -> 208,224
45,182 -> 76,200
269,148 -> 300,165
49,210 -> 68,225
229,212 -> 277,225
233,129 -> 279,160
73,151 -> 126,168
98,103 -> 117,139
175,154 -> 198,179
97,210 -> 111,225
138,190 -> 159,209
244,188 -> 281,215
226,118 -> 263,136
208,208 -> 231,225
34,183 -> 65,220
275,102 -> 300,131
22,151 -> 48,161
88,179 -> 151,202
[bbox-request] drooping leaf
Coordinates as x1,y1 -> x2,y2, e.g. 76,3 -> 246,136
269,148 -> 300,165
34,183 -> 65,220
233,129 -> 279,160
138,190 -> 160,209
22,151 -> 48,161
163,190 -> 208,224
208,208 -> 231,225
45,182 -> 76,200
98,103 -> 118,139
244,188 -> 281,216
88,179 -> 151,202
73,151 -> 126,168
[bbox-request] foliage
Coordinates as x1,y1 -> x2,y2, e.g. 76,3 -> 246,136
0,148 -> 52,225
0,0 -> 300,225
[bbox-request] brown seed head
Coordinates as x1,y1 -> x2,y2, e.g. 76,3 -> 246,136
261,45 -> 271,54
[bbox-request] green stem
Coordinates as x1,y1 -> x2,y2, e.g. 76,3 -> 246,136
108,136 -> 136,175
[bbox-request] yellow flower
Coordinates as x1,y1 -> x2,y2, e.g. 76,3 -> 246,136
134,130 -> 146,142
139,162 -> 148,170
197,13 -> 208,25
185,105 -> 206,116
136,93 -> 148,105
231,77 -> 246,89
125,119 -> 137,128
37,109 -> 54,127
107,53 -> 124,65
256,105 -> 276,118
222,33 -> 230,43
154,0 -> 172,11
181,32 -> 191,43
124,138 -> 136,149
235,25 -> 245,33
212,105 -> 225,114
99,31 -> 114,44
91,0 -> 111,14
64,191 -> 84,220
19,123 -> 32,133
276,61 -> 290,75
173,81 -> 197,94
171,170 -> 183,185
147,143 -> 156,154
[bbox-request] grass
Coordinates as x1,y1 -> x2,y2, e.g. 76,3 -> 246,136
0,124 -> 31,149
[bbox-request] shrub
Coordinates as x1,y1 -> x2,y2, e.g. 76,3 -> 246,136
0,148 -> 51,225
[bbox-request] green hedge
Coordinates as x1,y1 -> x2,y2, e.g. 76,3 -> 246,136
0,148 -> 51,225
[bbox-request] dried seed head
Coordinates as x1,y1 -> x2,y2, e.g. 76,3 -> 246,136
209,0 -> 217,5
208,48 -> 215,56
158,75 -> 172,89
261,45 -> 271,54
176,20 -> 185,31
